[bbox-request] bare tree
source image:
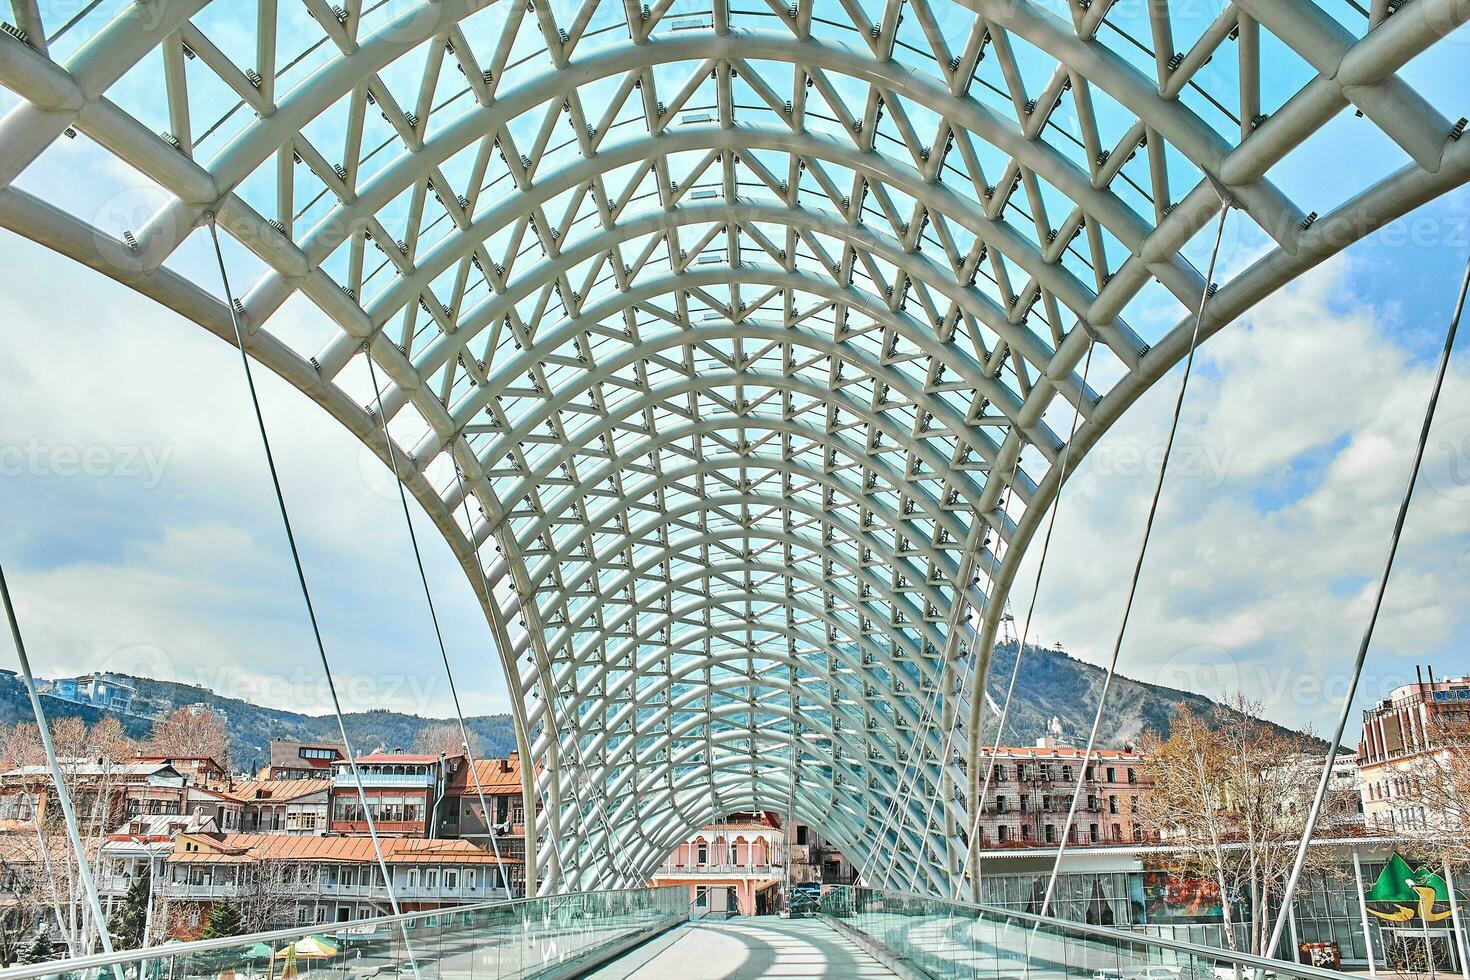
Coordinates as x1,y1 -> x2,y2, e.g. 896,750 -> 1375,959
412,723 -> 476,758
147,708 -> 229,770
1138,696 -> 1342,957
235,858 -> 311,934
1393,719 -> 1470,868
0,717 -> 138,956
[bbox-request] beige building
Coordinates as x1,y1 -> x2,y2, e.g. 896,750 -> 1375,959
965,738 -> 1154,848
1357,668 -> 1470,833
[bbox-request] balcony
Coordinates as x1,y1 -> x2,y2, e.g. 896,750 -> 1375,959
333,770 -> 435,788
654,862 -> 785,878
330,820 -> 426,835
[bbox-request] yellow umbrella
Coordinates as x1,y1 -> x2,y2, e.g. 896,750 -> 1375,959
275,937 -> 340,961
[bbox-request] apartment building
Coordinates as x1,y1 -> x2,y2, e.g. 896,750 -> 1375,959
652,813 -> 787,916
965,739 -> 1153,848
0,760 -> 190,832
328,753 -> 456,838
1358,667 -> 1470,833
161,832 -> 515,932
131,756 -> 229,791
258,740 -> 344,780
786,823 -> 855,886
438,753 -> 528,894
97,812 -> 220,902
233,779 -> 332,834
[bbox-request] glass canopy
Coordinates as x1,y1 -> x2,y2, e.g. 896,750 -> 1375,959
0,0 -> 1465,896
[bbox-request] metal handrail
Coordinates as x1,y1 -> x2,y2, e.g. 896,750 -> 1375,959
0,887 -> 682,980
821,885 -> 1346,980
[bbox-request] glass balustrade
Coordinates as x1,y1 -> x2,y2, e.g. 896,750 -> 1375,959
818,887 -> 1345,980
0,888 -> 686,980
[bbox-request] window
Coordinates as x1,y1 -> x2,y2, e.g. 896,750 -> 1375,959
1088,824 -> 1099,843
407,869 -> 419,888
425,869 -> 439,888
444,870 -> 458,889
1108,796 -> 1118,815
1044,824 -> 1056,843
997,826 -> 1010,843
1106,767 -> 1116,783
696,841 -> 708,864
695,887 -> 708,908
995,795 -> 1007,813
795,826 -> 808,845
1127,768 -> 1137,784
465,870 -> 476,890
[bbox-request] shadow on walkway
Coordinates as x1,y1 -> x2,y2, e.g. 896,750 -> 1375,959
583,916 -> 897,979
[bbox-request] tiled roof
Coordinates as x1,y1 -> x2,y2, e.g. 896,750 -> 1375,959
446,757 -> 524,794
229,779 -> 333,803
167,834 -> 519,865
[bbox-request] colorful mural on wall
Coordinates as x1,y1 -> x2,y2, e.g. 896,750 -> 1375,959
1365,853 -> 1461,924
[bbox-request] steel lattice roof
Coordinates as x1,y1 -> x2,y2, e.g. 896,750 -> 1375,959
0,0 -> 1466,895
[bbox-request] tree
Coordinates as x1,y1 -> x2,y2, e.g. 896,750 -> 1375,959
147,708 -> 229,771
1394,718 -> 1470,867
17,930 -> 57,966
235,859 -> 309,934
412,723 -> 476,758
109,865 -> 151,950
1137,695 -> 1341,957
200,901 -> 244,940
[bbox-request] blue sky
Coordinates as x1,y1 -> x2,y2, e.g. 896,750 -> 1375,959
1,4 -> 1469,741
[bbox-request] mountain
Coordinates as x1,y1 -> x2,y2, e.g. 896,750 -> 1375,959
977,640 -> 1320,747
0,673 -> 516,774
0,640 -> 1316,773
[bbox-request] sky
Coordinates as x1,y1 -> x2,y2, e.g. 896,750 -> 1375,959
1,3 -> 1469,742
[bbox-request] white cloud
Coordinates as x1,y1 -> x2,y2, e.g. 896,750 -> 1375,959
1012,254 -> 1470,733
0,237 -> 511,719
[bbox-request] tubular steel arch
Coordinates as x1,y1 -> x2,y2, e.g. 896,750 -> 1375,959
1,0 -> 1467,898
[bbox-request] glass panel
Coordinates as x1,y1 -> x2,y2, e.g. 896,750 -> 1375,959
819,886 -> 1351,980
5,888 -> 686,980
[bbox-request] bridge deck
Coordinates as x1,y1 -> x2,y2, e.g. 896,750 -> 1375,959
583,916 -> 897,979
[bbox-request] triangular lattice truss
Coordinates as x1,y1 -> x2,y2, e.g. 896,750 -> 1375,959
0,0 -> 1466,895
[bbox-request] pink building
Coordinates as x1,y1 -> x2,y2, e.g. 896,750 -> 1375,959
651,812 -> 787,916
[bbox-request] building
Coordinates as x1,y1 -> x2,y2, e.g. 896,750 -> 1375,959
965,739 -> 1154,848
233,779 -> 333,834
0,761 -> 190,832
48,673 -> 135,713
652,812 -> 788,916
439,753 -> 530,895
97,812 -> 220,904
786,823 -> 855,885
258,739 -> 344,780
129,756 -> 229,791
328,753 -> 457,838
160,832 -> 515,932
1358,668 -> 1470,834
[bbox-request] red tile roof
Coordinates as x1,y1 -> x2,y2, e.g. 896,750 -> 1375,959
167,833 -> 519,865
446,756 -> 525,794
229,779 -> 333,803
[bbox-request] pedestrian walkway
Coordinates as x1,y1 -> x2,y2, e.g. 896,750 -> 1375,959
582,916 -> 898,979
